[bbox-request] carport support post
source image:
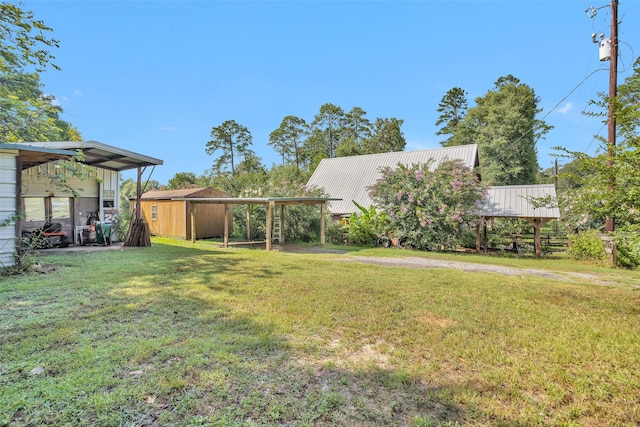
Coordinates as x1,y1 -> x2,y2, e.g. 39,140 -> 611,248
475,222 -> 481,252
190,204 -> 196,243
136,167 -> 142,221
320,203 -> 326,245
266,201 -> 273,251
246,205 -> 251,240
224,203 -> 230,248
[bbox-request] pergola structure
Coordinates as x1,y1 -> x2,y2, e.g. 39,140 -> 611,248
479,184 -> 561,257
171,197 -> 341,250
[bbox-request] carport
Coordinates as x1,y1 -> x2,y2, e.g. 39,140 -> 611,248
172,196 -> 341,250
18,141 -> 163,247
478,184 -> 561,257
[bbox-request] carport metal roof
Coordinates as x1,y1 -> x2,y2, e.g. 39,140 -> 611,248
1,143 -> 77,170
16,140 -> 163,171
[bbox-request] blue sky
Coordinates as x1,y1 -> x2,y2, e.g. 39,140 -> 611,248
19,0 -> 640,185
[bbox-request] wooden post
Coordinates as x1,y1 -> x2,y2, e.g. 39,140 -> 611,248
266,201 -> 273,250
320,203 -> 326,245
483,223 -> 488,254
135,167 -> 142,221
527,218 -> 552,258
475,221 -> 481,252
246,204 -> 251,240
224,203 -> 229,248
190,203 -> 196,243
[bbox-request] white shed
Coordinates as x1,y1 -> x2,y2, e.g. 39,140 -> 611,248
0,141 -> 163,268
1,144 -> 75,268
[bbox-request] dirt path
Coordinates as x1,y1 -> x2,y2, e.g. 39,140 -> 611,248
332,255 -> 619,286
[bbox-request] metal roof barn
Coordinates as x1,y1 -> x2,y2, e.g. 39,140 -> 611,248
307,144 -> 479,216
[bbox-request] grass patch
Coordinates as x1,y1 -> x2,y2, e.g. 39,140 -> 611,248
1,237 -> 639,426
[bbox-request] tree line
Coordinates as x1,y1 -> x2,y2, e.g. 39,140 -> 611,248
0,2 -> 81,142
4,2 -> 639,267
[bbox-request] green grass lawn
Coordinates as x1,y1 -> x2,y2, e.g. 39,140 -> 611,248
1,238 -> 639,426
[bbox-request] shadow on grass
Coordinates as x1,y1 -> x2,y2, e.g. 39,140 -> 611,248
2,242 -> 527,426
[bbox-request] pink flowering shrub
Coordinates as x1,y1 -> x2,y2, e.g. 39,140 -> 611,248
369,159 -> 486,251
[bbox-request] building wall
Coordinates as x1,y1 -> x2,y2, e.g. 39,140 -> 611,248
0,149 -> 18,267
21,163 -> 121,241
189,202 -> 231,239
142,200 -> 188,239
140,200 -> 232,240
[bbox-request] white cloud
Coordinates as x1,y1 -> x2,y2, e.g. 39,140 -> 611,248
558,102 -> 574,114
73,89 -> 83,97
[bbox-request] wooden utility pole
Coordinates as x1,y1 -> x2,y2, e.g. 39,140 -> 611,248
606,0 -> 618,265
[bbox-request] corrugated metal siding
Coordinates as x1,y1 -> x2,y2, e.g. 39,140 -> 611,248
22,163 -> 99,197
482,185 -> 560,219
307,144 -> 479,215
0,150 -> 17,267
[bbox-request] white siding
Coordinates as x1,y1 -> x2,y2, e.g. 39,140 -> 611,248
0,149 -> 17,267
22,162 -> 99,197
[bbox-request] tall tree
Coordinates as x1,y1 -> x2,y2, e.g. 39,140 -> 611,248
363,117 -> 406,154
280,115 -> 307,169
343,106 -> 372,143
205,119 -> 252,176
268,127 -> 288,166
335,137 -> 363,157
166,172 -> 199,189
450,75 -> 549,186
0,2 -> 59,73
559,57 -> 640,231
435,87 -> 468,146
310,103 -> 344,158
0,2 -> 80,142
268,115 -> 308,168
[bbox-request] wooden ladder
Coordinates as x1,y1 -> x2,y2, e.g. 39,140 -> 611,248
272,207 -> 282,243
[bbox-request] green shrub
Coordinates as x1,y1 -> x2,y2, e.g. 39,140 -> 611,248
344,202 -> 389,247
615,226 -> 640,270
568,230 -> 606,261
325,220 -> 346,245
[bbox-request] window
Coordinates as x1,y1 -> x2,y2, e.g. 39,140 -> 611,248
151,205 -> 157,221
24,198 -> 45,221
51,198 -> 70,219
103,189 -> 115,208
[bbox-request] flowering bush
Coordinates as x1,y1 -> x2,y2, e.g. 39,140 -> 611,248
369,159 -> 486,251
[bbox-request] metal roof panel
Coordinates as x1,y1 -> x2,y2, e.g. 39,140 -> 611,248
482,184 -> 560,219
307,144 -> 479,215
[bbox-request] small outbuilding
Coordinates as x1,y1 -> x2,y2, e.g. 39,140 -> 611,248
480,184 -> 561,257
138,188 -> 233,240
